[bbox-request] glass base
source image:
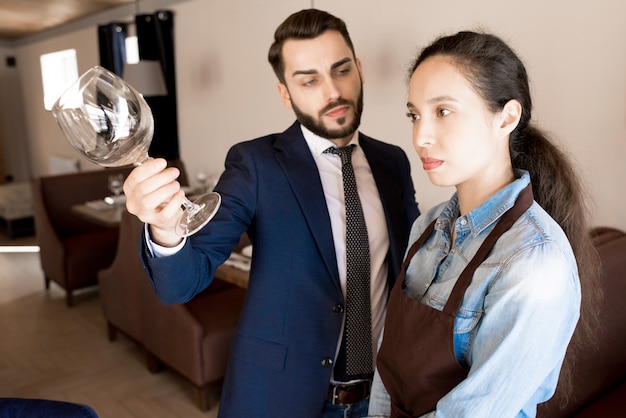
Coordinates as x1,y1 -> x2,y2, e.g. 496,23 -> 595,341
175,192 -> 221,237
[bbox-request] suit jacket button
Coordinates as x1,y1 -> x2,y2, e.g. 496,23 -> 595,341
332,304 -> 344,314
321,357 -> 333,367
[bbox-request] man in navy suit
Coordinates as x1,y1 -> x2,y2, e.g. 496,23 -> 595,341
124,9 -> 419,418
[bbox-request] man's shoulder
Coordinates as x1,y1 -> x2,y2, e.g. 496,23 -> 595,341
232,122 -> 302,149
359,133 -> 406,158
360,132 -> 398,146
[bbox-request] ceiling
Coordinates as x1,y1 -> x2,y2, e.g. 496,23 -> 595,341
0,0 -> 135,41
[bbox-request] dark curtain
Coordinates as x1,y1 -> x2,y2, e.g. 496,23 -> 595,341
98,23 -> 128,76
135,10 -> 179,160
97,10 -> 179,160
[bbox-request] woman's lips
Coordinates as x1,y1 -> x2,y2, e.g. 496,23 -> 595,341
421,157 -> 443,171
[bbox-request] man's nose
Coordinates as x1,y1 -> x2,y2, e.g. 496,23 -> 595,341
323,78 -> 341,101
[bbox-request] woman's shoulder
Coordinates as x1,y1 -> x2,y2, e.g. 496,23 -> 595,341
496,202 -> 578,281
511,202 -> 572,252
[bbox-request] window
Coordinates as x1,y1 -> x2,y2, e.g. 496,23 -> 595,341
40,49 -> 78,110
125,35 -> 140,64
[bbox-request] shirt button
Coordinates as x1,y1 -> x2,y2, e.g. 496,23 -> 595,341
332,304 -> 344,314
321,357 -> 334,367
460,218 -> 467,226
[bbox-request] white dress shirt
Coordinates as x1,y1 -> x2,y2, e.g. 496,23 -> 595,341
300,125 -> 390,380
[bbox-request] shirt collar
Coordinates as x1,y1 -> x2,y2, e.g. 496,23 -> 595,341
300,124 -> 360,156
440,170 -> 532,235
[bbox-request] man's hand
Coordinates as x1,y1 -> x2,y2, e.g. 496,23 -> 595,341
124,158 -> 186,247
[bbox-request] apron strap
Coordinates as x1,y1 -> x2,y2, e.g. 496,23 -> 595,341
443,183 -> 534,315
402,220 -> 437,273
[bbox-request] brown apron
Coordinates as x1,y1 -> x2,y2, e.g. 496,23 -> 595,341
377,184 -> 533,417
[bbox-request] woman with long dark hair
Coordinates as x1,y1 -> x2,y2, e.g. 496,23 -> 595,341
368,31 -> 601,417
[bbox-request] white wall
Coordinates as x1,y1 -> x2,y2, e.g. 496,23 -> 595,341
174,0 -> 298,180
6,0 -> 626,230
13,27 -> 101,176
318,0 -> 626,230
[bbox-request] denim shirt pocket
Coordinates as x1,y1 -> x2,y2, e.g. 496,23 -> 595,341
425,296 -> 482,365
454,307 -> 482,366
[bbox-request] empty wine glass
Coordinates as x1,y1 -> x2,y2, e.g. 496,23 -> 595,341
108,173 -> 124,197
196,170 -> 209,194
52,66 -> 220,236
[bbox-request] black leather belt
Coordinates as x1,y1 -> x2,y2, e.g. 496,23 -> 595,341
327,380 -> 371,405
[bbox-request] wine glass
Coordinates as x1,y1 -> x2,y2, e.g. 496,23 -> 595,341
196,170 -> 209,194
106,173 -> 125,207
52,66 -> 220,236
107,173 -> 124,197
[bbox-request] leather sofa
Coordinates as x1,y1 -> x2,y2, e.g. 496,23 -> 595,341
538,227 -> 626,417
98,209 -> 247,411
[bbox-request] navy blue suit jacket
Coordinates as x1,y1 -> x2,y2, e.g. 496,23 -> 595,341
142,122 -> 419,417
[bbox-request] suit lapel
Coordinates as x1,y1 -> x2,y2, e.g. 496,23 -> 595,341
273,123 -> 340,284
360,134 -> 403,281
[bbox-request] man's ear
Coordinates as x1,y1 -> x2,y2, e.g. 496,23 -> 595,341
277,82 -> 293,110
356,57 -> 365,85
499,99 -> 522,135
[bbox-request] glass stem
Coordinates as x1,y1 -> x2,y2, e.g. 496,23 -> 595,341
182,198 -> 204,216
133,156 -> 203,216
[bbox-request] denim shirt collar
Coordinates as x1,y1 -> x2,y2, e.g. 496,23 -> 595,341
437,170 -> 531,236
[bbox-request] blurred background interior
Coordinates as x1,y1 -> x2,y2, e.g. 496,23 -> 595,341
0,1 -> 624,417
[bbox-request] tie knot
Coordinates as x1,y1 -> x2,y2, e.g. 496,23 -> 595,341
324,145 -> 354,164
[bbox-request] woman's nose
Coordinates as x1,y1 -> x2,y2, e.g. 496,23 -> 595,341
412,121 -> 433,149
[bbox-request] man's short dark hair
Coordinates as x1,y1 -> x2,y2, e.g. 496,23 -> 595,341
268,9 -> 356,84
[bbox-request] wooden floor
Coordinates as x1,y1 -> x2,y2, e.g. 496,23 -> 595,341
0,233 -> 219,417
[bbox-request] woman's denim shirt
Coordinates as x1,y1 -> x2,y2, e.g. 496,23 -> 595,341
369,171 -> 581,418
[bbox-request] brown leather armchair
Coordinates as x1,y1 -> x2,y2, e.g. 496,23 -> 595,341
31,160 -> 188,307
538,227 -> 626,417
98,210 -> 247,411
32,167 -> 132,306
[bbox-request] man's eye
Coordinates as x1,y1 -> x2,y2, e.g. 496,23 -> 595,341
437,108 -> 451,117
405,112 -> 420,122
303,79 -> 317,87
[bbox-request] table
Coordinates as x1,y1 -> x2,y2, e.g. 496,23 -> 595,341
71,201 -> 123,228
216,263 -> 249,289
72,200 -> 250,289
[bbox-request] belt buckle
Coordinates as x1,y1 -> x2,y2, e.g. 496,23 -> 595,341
330,381 -> 369,405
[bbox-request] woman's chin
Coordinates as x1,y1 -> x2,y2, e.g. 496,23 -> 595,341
426,173 -> 454,188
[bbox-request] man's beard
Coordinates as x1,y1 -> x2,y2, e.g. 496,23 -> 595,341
291,87 -> 364,140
